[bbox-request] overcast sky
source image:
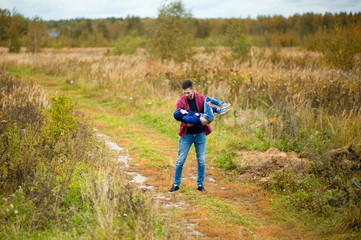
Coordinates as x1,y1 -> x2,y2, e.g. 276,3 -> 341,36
1,0 -> 360,20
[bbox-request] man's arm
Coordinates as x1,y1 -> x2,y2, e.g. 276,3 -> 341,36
182,112 -> 202,125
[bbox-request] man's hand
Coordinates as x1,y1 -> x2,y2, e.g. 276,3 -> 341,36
187,123 -> 194,127
180,109 -> 188,114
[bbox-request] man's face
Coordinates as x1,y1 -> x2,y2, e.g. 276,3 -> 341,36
183,87 -> 194,99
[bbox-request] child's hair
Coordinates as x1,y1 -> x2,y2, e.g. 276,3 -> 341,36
182,79 -> 193,90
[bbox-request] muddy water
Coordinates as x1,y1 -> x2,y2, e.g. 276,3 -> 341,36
94,128 -> 203,238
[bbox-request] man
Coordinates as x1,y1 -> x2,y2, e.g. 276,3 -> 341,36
168,79 -> 212,193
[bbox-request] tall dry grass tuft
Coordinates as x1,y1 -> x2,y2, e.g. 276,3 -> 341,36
81,147 -> 177,239
338,203 -> 361,233
0,71 -> 48,133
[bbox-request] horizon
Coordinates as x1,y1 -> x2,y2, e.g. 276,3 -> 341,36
1,0 -> 360,21
2,9 -> 360,21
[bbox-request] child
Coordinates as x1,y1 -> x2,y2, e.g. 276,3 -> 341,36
174,97 -> 230,128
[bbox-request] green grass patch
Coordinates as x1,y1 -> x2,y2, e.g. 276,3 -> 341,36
180,186 -> 254,232
271,196 -> 361,239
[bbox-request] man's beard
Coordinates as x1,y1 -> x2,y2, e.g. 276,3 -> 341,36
187,93 -> 194,100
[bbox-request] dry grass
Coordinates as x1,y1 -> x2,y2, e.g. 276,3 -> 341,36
81,147 -> 176,239
1,46 -> 360,151
0,71 -> 48,133
0,72 -> 94,232
0,70 -> 179,239
2,46 -> 360,236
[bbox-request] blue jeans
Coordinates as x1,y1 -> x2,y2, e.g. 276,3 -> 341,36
202,97 -> 222,123
174,132 -> 206,187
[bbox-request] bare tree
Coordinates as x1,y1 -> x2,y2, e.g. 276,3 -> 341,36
150,0 -> 195,62
26,16 -> 45,54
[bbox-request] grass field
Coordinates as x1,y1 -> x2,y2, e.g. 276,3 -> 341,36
1,46 -> 360,239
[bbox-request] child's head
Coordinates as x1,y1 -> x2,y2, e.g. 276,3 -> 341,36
174,108 -> 186,121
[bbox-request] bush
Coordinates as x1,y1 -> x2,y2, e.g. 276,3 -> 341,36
314,25 -> 361,69
0,73 -> 94,229
110,34 -> 146,56
215,151 -> 245,173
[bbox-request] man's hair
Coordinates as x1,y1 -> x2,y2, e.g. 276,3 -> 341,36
182,79 -> 193,90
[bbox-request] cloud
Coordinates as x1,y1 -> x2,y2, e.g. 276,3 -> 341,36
185,0 -> 361,18
1,0 -> 163,19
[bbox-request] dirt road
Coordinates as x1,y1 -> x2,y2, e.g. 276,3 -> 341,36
93,119 -> 319,239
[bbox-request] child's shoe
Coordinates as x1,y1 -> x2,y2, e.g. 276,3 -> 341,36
220,108 -> 230,116
220,102 -> 231,109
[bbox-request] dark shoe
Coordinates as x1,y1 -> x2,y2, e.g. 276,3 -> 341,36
219,108 -> 230,116
168,185 -> 180,193
197,185 -> 206,192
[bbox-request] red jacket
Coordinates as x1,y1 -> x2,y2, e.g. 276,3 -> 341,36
176,92 -> 212,137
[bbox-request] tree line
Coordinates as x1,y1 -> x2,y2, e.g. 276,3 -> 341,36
1,2 -> 360,67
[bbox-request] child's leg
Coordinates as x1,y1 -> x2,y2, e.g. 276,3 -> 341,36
207,96 -> 231,109
206,97 -> 222,107
213,106 -> 221,114
202,97 -> 215,124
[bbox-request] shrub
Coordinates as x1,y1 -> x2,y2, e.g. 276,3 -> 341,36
41,94 -> 81,148
315,25 -> 361,69
110,34 -> 146,56
271,169 -> 297,193
215,151 -> 245,173
0,73 -> 94,229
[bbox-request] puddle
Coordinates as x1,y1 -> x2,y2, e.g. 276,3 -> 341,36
94,128 -> 148,187
94,128 -> 203,238
164,201 -> 186,208
139,185 -> 155,190
152,194 -> 171,201
189,174 -> 197,179
105,141 -> 124,151
116,155 -> 130,168
187,229 -> 202,237
96,132 -> 124,151
95,131 -> 109,139
183,221 -> 203,237
208,175 -> 217,183
127,172 -> 147,184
